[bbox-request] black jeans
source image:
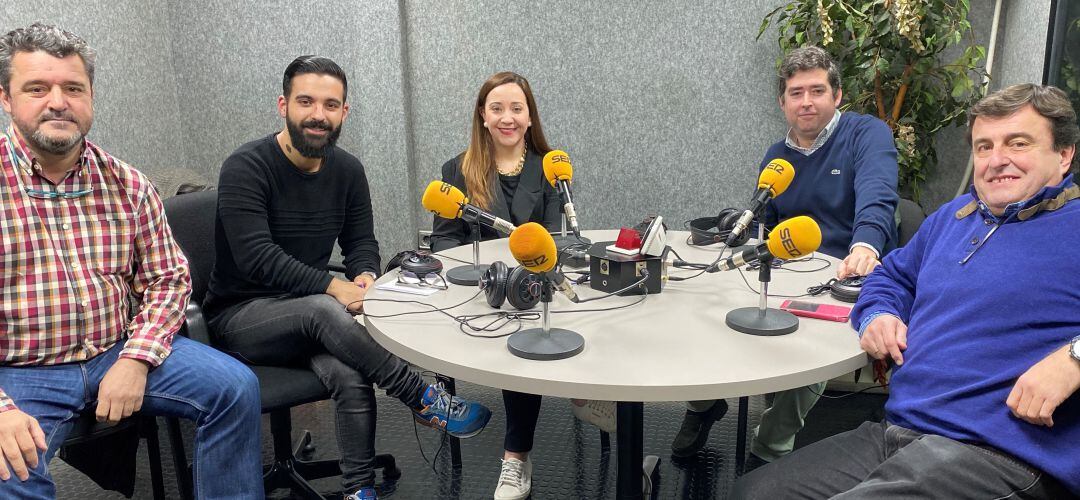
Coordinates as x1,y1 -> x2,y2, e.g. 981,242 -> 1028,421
732,420 -> 1070,499
208,294 -> 427,491
503,390 -> 542,452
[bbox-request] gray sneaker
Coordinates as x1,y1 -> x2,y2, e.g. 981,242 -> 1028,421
670,399 -> 728,458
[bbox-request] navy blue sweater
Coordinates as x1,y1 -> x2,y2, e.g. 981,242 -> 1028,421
852,175 -> 1080,494
760,112 -> 898,259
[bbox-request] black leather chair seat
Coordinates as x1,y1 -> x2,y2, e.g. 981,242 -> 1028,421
252,366 -> 331,412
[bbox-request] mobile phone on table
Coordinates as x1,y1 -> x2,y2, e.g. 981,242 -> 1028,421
779,300 -> 851,323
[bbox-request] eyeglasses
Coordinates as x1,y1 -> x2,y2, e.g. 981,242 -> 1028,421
24,186 -> 93,200
396,270 -> 449,290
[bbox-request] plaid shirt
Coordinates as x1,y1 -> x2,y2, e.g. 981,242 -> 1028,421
0,126 -> 191,412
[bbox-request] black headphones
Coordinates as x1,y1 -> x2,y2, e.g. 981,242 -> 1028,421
384,250 -> 444,276
479,261 -> 542,310
686,208 -> 750,247
830,275 -> 865,303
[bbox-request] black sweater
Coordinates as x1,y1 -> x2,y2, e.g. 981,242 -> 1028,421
203,134 -> 380,319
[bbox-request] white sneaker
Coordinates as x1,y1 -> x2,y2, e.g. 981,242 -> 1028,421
570,399 -> 617,433
493,457 -> 532,500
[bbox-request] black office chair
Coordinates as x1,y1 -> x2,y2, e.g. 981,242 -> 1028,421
162,190 -> 400,499
897,198 -> 927,247
59,412 -> 167,499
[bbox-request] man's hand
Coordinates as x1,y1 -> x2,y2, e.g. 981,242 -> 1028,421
837,246 -> 880,278
96,358 -> 149,425
0,410 -> 47,481
327,278 -> 368,313
352,273 -> 375,291
1006,345 -> 1080,427
860,314 -> 907,366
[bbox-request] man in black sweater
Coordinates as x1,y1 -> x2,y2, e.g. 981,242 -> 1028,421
203,56 -> 491,500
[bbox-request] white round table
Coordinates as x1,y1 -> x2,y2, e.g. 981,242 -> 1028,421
363,230 -> 866,499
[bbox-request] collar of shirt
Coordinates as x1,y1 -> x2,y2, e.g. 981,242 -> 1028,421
967,173 -> 1077,224
3,125 -> 91,180
785,110 -> 842,156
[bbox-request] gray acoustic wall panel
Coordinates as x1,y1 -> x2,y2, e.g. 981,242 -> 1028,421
404,0 -> 789,235
163,0 -> 417,260
3,0 -> 1052,256
0,1 -> 193,195
921,0 -> 1051,213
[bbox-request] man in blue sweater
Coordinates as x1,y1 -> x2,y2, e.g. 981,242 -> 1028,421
672,46 -> 900,462
733,83 -> 1080,498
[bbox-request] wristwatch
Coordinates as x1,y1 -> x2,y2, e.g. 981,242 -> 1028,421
360,271 -> 378,281
1070,335 -> 1080,363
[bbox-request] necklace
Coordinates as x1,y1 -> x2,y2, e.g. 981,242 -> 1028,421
498,145 -> 527,176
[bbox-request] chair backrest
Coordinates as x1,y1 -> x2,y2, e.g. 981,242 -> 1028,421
897,198 -> 926,248
162,190 -> 217,305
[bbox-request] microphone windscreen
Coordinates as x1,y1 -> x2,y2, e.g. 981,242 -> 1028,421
542,150 -> 573,188
508,222 -> 558,274
758,158 -> 795,198
766,216 -> 821,260
421,180 -> 467,219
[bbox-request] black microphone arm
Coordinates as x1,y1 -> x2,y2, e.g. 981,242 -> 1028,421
555,179 -> 581,237
726,187 -> 773,246
461,204 -> 517,234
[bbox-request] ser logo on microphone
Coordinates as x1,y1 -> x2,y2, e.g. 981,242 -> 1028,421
765,160 -> 787,176
550,154 -> 570,165
779,227 -> 803,257
439,182 -> 452,194
520,255 -> 549,269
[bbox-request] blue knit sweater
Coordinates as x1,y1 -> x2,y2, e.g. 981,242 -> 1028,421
852,175 -> 1080,494
760,112 -> 899,259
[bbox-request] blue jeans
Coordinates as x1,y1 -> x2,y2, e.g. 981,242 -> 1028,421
0,336 -> 263,499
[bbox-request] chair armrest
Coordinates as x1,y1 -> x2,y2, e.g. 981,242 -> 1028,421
181,303 -> 213,345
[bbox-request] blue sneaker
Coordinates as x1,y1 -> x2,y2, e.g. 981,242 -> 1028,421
412,382 -> 492,438
345,486 -> 377,499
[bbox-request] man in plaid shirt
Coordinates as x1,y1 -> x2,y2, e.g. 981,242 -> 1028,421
0,23 -> 262,498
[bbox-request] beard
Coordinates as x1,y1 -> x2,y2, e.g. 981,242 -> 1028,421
285,115 -> 342,158
19,111 -> 89,155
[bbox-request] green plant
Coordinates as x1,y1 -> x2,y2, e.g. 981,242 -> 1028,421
758,0 -> 987,200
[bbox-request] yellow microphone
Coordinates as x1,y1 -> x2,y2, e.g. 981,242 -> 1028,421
421,180 -> 467,219
759,158 -> 795,198
542,150 -> 581,237
727,158 -> 797,245
542,150 -> 573,187
508,222 -> 578,302
421,180 -> 516,234
716,216 -> 821,271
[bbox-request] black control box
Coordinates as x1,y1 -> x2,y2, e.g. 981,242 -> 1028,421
586,242 -> 664,295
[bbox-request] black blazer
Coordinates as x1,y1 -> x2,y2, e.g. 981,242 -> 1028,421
430,148 -> 563,252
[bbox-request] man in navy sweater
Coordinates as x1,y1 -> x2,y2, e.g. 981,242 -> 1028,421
734,84 -> 1079,498
672,46 -> 900,462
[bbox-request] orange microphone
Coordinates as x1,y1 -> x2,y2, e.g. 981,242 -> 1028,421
508,222 -> 578,302
542,150 -> 581,237
714,216 -> 821,271
726,158 -> 796,245
421,180 -> 516,234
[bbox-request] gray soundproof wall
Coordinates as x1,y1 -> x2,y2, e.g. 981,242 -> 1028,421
1,1 -> 1053,262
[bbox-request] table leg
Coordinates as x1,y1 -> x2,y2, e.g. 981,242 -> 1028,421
736,396 -> 749,475
438,375 -> 462,469
616,401 -> 644,500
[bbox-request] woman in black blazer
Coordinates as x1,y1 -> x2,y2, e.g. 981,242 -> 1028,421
429,71 -> 561,500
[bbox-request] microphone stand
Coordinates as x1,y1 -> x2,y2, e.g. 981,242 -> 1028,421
552,210 -> 591,251
507,275 -> 585,360
446,219 -> 487,286
725,223 -> 799,336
